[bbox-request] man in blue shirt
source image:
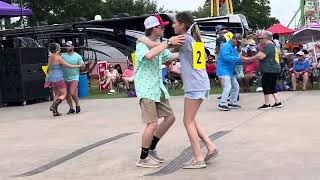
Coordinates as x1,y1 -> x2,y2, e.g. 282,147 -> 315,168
62,41 -> 84,114
217,34 -> 244,111
291,51 -> 310,91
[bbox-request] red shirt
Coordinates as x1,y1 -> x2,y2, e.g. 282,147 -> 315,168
244,61 -> 258,74
206,63 -> 216,73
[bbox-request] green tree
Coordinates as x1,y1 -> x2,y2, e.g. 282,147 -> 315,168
192,5 -> 210,18
193,0 -> 280,29
18,0 -> 160,25
103,0 -> 158,17
232,0 -> 279,29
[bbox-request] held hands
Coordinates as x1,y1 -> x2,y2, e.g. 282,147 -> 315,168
80,64 -> 86,70
73,64 -> 84,69
240,55 -> 250,62
168,35 -> 186,46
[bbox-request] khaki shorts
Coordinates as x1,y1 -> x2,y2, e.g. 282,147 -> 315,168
139,98 -> 173,124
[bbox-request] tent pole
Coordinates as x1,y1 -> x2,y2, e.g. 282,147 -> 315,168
20,0 -> 25,29
312,36 -> 316,64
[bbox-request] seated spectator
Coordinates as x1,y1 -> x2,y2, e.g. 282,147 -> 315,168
242,61 -> 258,92
206,56 -> 217,83
240,39 -> 258,92
123,63 -> 134,90
205,49 -> 217,84
100,64 -> 120,93
291,51 -> 310,91
114,64 -> 123,75
168,60 -> 182,81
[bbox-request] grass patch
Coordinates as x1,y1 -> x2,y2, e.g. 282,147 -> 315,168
88,81 -> 320,100
88,84 -> 224,99
88,87 -> 129,99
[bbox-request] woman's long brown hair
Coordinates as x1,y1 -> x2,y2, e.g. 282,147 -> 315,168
176,11 -> 202,42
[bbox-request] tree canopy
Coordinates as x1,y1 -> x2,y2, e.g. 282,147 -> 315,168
11,0 -> 159,25
193,0 -> 280,29
7,0 -> 279,29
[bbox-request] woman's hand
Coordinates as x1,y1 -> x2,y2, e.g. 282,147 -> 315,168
168,35 -> 186,46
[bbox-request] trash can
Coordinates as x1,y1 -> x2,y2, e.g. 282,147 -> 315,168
78,72 -> 89,98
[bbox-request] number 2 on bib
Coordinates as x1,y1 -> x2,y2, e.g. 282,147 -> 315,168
192,42 -> 205,70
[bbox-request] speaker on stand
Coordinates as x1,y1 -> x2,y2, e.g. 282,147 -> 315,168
0,47 -> 50,105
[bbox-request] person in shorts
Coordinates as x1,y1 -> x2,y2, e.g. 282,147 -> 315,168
172,11 -> 218,169
45,43 -> 82,116
122,63 -> 135,90
61,41 -> 84,114
134,15 -> 185,168
291,51 -> 310,91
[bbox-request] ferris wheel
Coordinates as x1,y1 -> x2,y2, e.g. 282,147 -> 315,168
304,0 -> 320,24
288,0 -> 320,28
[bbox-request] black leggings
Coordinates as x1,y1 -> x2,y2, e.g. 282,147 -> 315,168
262,73 -> 279,95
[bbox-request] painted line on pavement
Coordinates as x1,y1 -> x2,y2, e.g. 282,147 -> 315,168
145,130 -> 231,176
14,132 -> 137,177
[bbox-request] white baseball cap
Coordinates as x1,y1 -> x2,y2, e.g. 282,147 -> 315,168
296,51 -> 305,56
66,41 -> 73,47
248,39 -> 256,46
144,15 -> 169,29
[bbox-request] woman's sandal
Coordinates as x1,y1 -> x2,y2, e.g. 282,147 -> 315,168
204,149 -> 219,162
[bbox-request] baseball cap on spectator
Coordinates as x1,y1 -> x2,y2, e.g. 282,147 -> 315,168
260,31 -> 273,39
66,41 -> 73,47
296,51 -> 305,56
232,34 -> 243,42
257,33 -> 263,39
216,25 -> 226,32
248,39 -> 256,46
144,15 -> 169,29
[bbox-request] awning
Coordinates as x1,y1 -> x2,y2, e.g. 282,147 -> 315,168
266,23 -> 295,36
0,1 -> 32,17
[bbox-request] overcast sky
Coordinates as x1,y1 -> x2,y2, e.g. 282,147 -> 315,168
156,0 -> 300,28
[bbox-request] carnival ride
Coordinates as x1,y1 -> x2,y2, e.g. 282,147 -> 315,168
210,0 -> 234,17
288,0 -> 320,28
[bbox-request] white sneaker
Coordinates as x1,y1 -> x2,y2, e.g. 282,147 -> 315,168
110,89 -> 115,93
136,157 -> 160,168
182,160 -> 206,169
149,150 -> 164,163
256,87 -> 263,92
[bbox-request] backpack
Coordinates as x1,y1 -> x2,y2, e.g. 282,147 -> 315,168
128,88 -> 136,97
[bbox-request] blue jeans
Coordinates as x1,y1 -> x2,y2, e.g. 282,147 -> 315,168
219,75 -> 239,106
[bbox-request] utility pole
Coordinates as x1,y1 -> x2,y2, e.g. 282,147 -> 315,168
211,0 -> 214,17
300,0 -> 305,26
20,0 -> 25,28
